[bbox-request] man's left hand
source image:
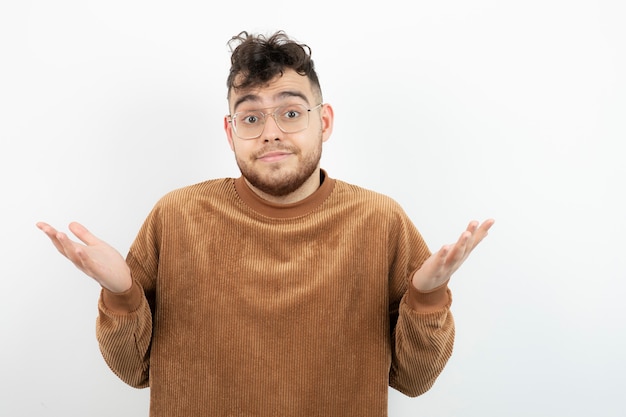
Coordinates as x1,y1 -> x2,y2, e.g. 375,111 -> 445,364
412,219 -> 495,292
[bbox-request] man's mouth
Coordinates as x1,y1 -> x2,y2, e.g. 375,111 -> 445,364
256,149 -> 294,163
258,153 -> 290,163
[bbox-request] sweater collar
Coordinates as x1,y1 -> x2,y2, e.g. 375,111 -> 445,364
234,169 -> 335,219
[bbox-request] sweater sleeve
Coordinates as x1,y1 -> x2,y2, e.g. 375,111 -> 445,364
387,208 -> 455,397
96,280 -> 153,388
389,282 -> 454,396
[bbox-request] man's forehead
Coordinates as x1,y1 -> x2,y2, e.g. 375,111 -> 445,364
231,90 -> 311,110
229,70 -> 314,109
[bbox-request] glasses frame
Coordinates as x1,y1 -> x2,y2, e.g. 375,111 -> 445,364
228,103 -> 323,140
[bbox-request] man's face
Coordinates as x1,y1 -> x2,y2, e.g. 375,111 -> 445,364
224,69 -> 333,199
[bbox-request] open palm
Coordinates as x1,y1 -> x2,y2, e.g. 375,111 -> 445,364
412,219 -> 495,292
37,221 -> 132,293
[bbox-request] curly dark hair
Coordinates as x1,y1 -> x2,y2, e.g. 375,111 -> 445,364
226,31 -> 322,101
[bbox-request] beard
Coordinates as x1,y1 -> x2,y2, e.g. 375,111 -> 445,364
235,136 -> 323,197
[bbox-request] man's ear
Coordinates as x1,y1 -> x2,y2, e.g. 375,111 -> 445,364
320,103 -> 334,143
224,115 -> 235,151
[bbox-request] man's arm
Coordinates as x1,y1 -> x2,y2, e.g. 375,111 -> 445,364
37,221 -> 153,387
389,219 -> 494,396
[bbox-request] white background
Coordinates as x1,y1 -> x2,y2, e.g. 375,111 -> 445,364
1,1 -> 625,416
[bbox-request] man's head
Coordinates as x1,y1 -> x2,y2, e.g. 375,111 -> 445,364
224,31 -> 333,202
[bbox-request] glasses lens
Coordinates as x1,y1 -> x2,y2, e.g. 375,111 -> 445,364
233,104 -> 311,139
233,110 -> 264,139
275,104 -> 309,134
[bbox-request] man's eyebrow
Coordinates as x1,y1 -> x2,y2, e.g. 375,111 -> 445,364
275,91 -> 310,104
232,94 -> 260,111
233,91 -> 311,111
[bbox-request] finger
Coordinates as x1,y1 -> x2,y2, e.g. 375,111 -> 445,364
36,222 -> 58,238
426,244 -> 452,276
446,230 -> 472,265
437,244 -> 451,261
55,231 -> 88,265
463,221 -> 479,254
469,218 -> 495,250
37,222 -> 68,255
466,220 -> 479,234
68,222 -> 101,246
482,218 -> 495,231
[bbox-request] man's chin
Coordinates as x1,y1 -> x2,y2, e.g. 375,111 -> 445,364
242,166 -> 315,197
247,177 -> 303,197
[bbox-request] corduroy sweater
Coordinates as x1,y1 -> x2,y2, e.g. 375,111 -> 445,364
96,172 -> 455,417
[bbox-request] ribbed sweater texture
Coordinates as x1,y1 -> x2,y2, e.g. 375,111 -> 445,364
96,172 -> 455,417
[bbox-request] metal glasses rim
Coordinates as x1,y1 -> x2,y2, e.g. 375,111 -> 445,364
228,103 -> 323,139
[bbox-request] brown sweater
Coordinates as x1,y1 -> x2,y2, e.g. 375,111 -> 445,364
96,172 -> 454,417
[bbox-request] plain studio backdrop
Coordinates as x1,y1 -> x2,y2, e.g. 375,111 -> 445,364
1,1 -> 625,416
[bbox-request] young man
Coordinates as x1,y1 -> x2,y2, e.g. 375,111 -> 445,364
37,31 -> 494,417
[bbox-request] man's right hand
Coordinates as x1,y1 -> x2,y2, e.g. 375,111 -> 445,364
36,221 -> 132,293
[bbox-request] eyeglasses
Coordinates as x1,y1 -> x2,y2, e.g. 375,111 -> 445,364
228,103 -> 323,140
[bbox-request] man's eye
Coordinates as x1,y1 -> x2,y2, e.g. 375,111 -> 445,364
243,115 -> 260,124
283,109 -> 301,119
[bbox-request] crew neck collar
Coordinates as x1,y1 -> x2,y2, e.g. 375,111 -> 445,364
234,170 -> 335,219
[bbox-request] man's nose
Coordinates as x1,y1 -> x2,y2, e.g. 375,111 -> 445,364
260,114 -> 282,141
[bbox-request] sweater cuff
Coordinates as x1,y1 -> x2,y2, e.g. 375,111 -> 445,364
405,280 -> 451,313
100,280 -> 144,314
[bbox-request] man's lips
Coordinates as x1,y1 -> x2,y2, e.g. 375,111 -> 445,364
256,151 -> 292,163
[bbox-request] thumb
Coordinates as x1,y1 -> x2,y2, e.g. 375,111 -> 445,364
68,222 -> 101,246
